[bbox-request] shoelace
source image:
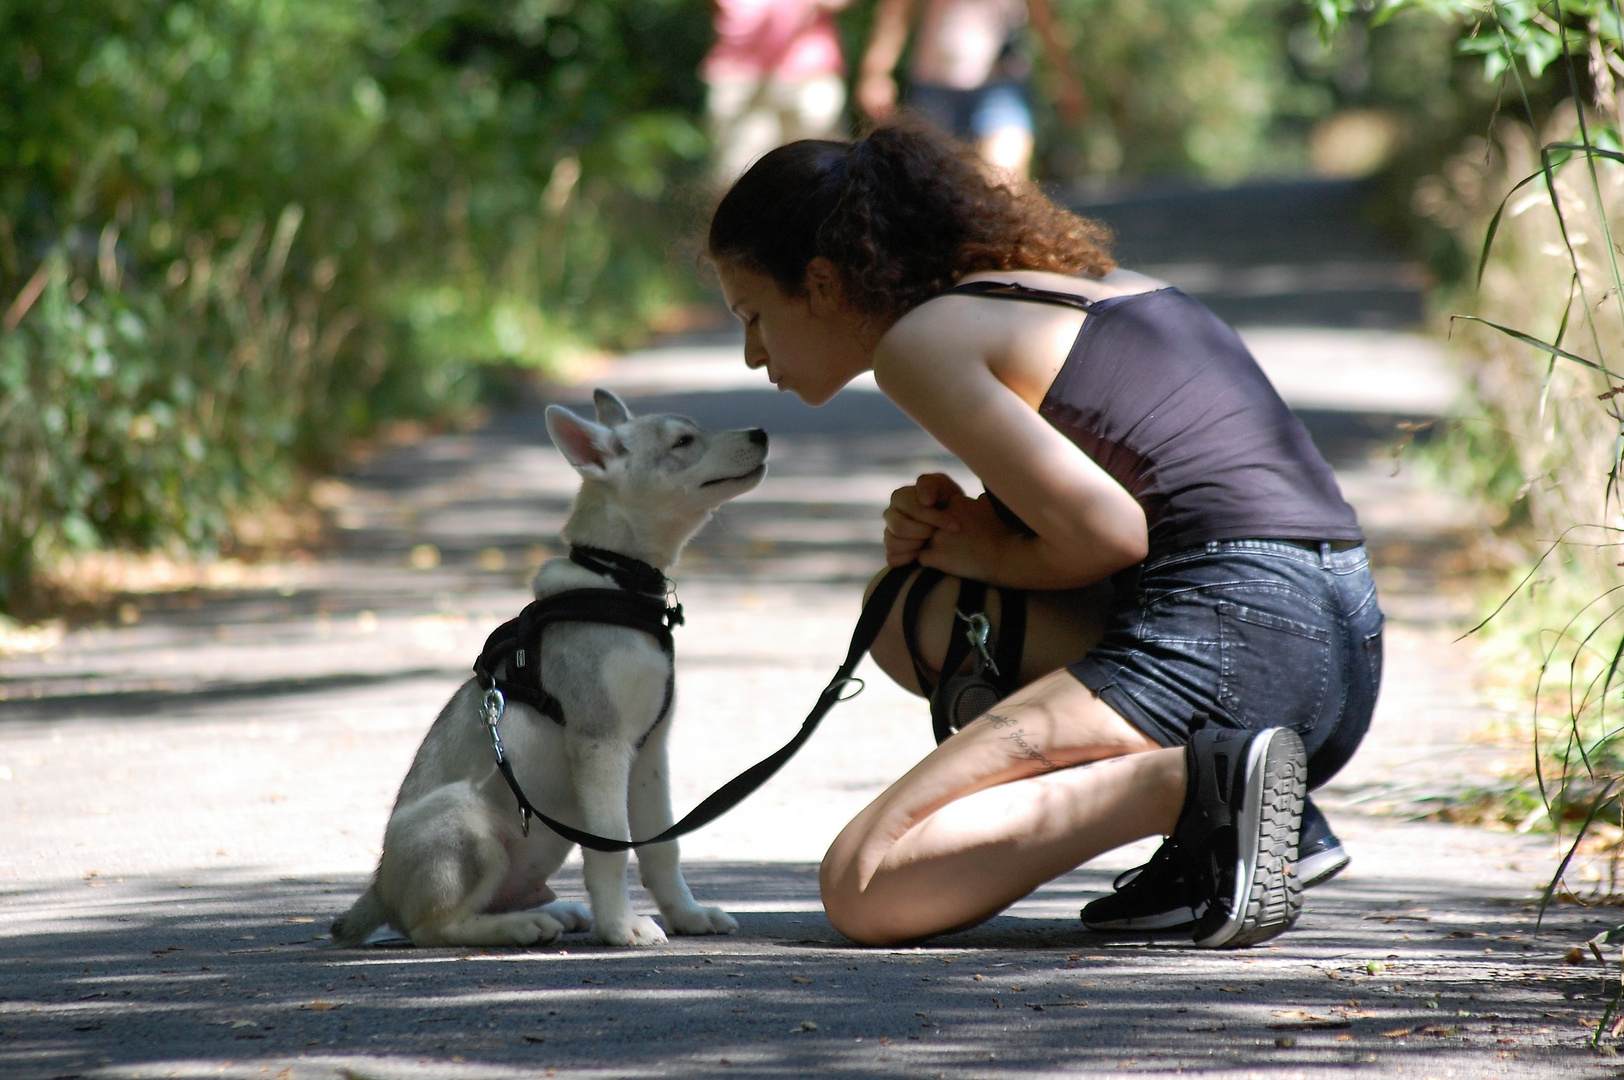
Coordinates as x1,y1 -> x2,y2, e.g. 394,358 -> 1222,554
1110,838 -> 1190,893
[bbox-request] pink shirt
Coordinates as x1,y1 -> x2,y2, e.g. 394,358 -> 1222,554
703,0 -> 844,82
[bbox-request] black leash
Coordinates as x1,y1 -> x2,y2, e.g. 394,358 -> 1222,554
475,560 -> 917,853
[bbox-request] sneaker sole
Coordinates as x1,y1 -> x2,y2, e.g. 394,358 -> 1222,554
1081,906 -> 1196,932
1193,728 -> 1306,949
1299,844 -> 1350,889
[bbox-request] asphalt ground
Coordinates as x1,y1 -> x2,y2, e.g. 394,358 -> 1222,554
4,329 -> 1622,1079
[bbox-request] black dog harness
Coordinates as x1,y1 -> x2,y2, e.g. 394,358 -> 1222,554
470,550 -> 916,854
473,545 -> 684,742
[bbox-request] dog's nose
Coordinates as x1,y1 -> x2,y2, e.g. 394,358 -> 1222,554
747,428 -> 768,448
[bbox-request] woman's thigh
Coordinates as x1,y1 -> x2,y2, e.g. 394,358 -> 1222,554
865,567 -> 1114,695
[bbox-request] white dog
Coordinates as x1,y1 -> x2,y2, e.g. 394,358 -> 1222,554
333,389 -> 767,948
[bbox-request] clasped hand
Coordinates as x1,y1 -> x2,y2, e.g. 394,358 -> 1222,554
882,473 -> 1015,579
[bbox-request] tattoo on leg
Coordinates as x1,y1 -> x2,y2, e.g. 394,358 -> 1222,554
980,711 -> 1058,770
1004,729 -> 1059,771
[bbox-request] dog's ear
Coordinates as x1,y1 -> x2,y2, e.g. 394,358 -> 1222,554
545,405 -> 618,476
593,388 -> 632,428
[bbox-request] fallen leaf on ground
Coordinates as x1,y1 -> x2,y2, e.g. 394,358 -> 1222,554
301,1000 -> 341,1011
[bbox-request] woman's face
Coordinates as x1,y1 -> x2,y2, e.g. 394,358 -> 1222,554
714,259 -> 875,407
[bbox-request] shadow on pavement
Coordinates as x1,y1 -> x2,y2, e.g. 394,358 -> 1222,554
0,863 -> 1608,1079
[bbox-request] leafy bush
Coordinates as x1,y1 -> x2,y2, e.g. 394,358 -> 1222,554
0,0 -> 712,612
1319,0 -> 1623,1038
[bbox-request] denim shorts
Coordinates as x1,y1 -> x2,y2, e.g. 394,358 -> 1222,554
909,81 -> 1033,139
1069,539 -> 1384,790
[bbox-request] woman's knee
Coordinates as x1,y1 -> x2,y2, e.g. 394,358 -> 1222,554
819,842 -> 881,944
818,853 -> 911,946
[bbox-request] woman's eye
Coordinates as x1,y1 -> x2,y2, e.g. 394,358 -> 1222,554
673,435 -> 695,449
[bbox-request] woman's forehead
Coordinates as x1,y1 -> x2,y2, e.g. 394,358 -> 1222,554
716,262 -> 779,306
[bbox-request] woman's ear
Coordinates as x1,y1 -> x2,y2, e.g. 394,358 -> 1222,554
803,257 -> 844,315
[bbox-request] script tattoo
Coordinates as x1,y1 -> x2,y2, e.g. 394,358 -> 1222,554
984,712 -> 1059,771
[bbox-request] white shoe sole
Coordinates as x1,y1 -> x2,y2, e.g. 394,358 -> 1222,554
1082,906 -> 1197,932
1192,728 -> 1306,948
1299,844 -> 1350,889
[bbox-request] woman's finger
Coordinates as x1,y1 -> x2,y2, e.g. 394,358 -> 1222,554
913,472 -> 965,509
888,485 -> 960,533
882,505 -> 939,539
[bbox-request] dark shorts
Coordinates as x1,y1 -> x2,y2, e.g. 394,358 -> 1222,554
1069,539 -> 1384,790
908,81 -> 1033,140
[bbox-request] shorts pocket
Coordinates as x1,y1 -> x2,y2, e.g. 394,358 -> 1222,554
1363,618 -> 1385,696
1217,600 -> 1332,732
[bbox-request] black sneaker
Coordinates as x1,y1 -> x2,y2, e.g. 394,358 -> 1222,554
1080,839 -> 1197,932
1298,798 -> 1350,888
1177,727 -> 1306,948
1081,792 -> 1341,934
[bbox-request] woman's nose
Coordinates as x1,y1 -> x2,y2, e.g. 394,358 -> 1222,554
743,335 -> 767,370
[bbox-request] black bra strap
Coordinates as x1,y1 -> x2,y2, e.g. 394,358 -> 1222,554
944,280 -> 1099,313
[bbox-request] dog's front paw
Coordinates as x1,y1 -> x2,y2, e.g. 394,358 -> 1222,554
596,914 -> 668,947
664,905 -> 738,936
537,900 -> 593,933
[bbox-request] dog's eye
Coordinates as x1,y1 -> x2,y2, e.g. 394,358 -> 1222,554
672,435 -> 695,449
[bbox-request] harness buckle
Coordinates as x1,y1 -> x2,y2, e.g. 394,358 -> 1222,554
956,610 -> 999,679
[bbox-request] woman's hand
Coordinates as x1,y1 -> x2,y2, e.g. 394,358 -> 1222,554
883,474 -> 1020,580
883,473 -> 963,566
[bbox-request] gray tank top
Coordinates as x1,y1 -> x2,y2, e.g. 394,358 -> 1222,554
946,281 -> 1362,556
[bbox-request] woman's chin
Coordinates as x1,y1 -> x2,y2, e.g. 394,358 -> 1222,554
794,384 -> 840,407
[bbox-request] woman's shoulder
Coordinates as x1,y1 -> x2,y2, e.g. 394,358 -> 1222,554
874,266 -> 1169,376
953,267 -> 1171,301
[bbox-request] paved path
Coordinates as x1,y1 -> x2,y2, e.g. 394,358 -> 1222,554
3,321 -> 1619,1078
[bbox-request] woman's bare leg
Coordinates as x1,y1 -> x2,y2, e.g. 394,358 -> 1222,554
820,668 -> 1180,945
864,567 -> 1113,694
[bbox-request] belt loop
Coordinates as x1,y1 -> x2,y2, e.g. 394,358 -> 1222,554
1319,540 -> 1331,568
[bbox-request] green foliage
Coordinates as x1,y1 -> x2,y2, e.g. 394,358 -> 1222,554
1330,0 -> 1624,1036
0,0 -> 712,612
1019,0 -> 1510,183
1320,0 -> 1622,81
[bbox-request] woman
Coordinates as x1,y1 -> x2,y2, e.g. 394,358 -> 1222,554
707,123 -> 1383,948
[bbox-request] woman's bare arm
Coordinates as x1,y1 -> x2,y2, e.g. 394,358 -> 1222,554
872,296 -> 1148,590
857,0 -> 916,118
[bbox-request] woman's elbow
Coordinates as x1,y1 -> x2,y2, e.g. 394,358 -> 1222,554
1114,528 -> 1149,570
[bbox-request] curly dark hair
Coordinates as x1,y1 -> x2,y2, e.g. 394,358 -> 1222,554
707,120 -> 1115,323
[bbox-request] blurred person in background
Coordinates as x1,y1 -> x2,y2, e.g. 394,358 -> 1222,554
856,0 -> 1085,180
704,0 -> 854,184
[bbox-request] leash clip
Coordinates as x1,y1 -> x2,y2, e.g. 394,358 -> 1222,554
482,687 -> 508,763
956,610 -> 999,678
482,686 -> 532,836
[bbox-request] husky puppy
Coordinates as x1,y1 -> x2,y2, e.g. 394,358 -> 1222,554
333,389 -> 767,948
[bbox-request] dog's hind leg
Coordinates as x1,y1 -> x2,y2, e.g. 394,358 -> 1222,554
535,900 -> 593,932
381,784 -> 567,949
630,727 -> 738,936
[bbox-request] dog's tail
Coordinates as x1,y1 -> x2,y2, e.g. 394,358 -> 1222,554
331,884 -> 390,948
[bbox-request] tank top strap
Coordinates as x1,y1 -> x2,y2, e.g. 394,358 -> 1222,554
942,279 -> 1099,313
